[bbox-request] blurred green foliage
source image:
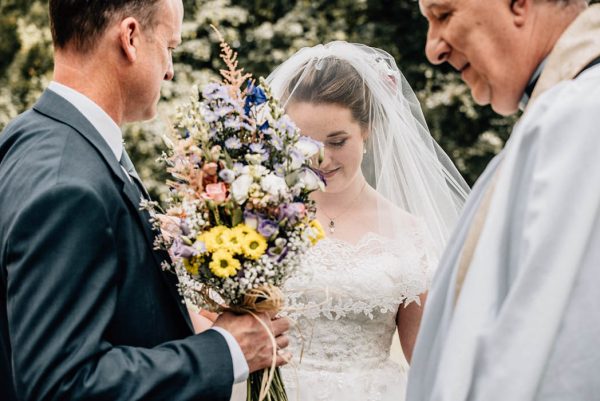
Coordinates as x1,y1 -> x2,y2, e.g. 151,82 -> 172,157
4,0 -> 594,198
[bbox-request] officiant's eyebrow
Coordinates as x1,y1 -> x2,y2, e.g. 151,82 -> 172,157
420,1 -> 445,14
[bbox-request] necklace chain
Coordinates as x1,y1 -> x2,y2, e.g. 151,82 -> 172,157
320,181 -> 367,234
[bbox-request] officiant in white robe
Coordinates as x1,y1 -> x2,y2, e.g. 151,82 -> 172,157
408,1 -> 600,400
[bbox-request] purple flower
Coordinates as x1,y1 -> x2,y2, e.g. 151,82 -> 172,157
225,137 -> 242,149
278,202 -> 306,224
241,122 -> 255,132
216,105 -> 236,118
258,219 -> 278,238
269,134 -> 284,151
224,118 -> 242,130
249,143 -> 266,154
180,221 -> 191,236
276,115 -> 298,139
218,169 -> 236,183
268,245 -> 289,262
273,163 -> 286,177
202,83 -> 231,101
243,210 -> 259,229
192,240 -> 207,254
170,239 -> 197,259
201,105 -> 220,123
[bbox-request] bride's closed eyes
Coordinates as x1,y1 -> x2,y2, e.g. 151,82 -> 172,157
327,138 -> 347,148
326,131 -> 349,148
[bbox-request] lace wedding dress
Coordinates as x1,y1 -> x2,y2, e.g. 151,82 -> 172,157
280,225 -> 434,401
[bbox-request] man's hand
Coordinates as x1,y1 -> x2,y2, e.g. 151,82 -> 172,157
214,312 -> 291,373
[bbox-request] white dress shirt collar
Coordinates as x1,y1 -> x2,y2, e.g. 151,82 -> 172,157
48,81 -> 123,161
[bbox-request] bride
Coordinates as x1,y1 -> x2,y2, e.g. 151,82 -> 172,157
263,41 -> 469,401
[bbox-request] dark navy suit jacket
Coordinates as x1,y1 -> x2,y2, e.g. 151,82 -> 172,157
0,90 -> 233,400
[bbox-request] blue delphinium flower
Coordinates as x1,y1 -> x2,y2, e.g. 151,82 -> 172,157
244,82 -> 268,115
259,121 -> 270,132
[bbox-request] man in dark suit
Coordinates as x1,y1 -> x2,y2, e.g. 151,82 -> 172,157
0,1 -> 290,400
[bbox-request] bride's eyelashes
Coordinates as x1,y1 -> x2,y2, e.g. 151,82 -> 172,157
327,138 -> 347,148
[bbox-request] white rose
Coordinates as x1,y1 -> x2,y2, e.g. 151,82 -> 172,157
260,173 -> 288,198
294,136 -> 323,158
298,168 -> 325,192
231,174 -> 253,204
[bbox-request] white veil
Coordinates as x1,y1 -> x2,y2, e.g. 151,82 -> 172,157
267,41 -> 469,256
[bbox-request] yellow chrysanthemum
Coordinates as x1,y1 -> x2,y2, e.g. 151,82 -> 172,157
199,226 -> 228,252
232,223 -> 254,238
222,228 -> 243,254
183,256 -> 201,276
208,249 -> 241,278
240,231 -> 268,260
307,220 -> 326,245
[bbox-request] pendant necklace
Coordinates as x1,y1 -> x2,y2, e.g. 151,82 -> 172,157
320,181 -> 367,234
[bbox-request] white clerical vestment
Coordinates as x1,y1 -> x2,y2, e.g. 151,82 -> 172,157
407,5 -> 600,401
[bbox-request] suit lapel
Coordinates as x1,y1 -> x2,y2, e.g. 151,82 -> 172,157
121,181 -> 194,331
33,90 -> 193,331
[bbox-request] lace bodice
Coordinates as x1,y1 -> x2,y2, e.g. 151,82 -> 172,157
279,227 -> 434,401
283,226 -> 434,368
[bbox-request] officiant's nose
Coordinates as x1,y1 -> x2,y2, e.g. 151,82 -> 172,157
164,61 -> 174,81
425,32 -> 450,65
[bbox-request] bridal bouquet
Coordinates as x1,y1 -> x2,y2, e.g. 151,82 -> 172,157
145,32 -> 325,401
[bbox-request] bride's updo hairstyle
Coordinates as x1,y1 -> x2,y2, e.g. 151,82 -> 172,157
282,58 -> 372,131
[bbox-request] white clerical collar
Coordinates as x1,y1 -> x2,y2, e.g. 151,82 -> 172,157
48,81 -> 123,161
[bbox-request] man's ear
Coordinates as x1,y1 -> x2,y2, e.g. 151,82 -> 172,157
119,17 -> 141,62
510,0 -> 529,28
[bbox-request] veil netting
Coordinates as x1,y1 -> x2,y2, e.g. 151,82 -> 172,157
266,41 -> 469,260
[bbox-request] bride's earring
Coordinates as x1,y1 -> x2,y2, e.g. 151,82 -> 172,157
363,141 -> 367,154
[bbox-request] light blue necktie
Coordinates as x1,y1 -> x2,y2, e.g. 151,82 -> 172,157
119,149 -> 149,199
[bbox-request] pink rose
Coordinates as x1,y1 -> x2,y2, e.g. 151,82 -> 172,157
204,182 -> 228,202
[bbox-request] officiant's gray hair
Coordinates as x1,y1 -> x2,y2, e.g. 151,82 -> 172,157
49,0 -> 162,53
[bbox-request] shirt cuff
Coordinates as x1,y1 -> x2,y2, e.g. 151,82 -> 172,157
209,327 -> 249,383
